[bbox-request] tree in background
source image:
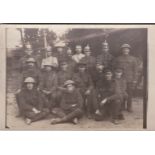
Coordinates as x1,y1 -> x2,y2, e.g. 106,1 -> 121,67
21,28 -> 57,51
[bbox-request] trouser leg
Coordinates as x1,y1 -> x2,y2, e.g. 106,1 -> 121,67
85,90 -> 98,117
51,107 -> 66,118
110,100 -> 122,120
127,82 -> 133,112
24,108 -> 50,122
63,108 -> 83,122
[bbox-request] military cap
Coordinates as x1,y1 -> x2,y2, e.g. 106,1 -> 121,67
64,80 -> 75,87
26,57 -> 36,63
102,40 -> 109,46
78,60 -> 87,67
96,61 -> 105,66
60,61 -> 68,65
84,45 -> 91,51
121,44 -> 131,49
24,77 -> 35,83
115,68 -> 123,73
75,45 -> 82,49
105,69 -> 113,75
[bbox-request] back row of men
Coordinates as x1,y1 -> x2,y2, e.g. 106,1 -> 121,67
16,41 -> 138,125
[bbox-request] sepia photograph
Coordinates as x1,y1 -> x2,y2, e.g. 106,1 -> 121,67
1,24 -> 148,130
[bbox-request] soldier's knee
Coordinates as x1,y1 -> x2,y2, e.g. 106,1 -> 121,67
42,108 -> 50,114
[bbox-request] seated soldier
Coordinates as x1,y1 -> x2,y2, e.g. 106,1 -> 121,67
95,70 -> 126,124
73,61 -> 98,119
16,77 -> 49,125
51,80 -> 83,124
38,61 -> 58,110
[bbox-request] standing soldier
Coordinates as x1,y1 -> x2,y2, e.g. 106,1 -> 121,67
41,46 -> 58,69
39,61 -> 58,109
65,48 -> 76,73
73,61 -> 98,119
54,41 -> 66,64
51,80 -> 83,124
21,57 -> 41,87
80,45 -> 96,75
113,44 -> 138,112
91,61 -> 106,89
72,45 -> 85,63
19,43 -> 35,72
16,77 -> 49,125
97,40 -> 113,69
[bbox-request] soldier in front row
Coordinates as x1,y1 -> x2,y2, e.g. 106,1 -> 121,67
51,80 -> 83,124
16,77 -> 49,125
95,69 -> 127,124
73,61 -> 98,119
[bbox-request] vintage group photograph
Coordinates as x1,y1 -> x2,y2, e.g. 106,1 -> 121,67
4,25 -> 147,130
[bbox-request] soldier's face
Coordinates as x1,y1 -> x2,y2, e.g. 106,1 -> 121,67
61,64 -> 68,71
47,51 -> 52,57
67,49 -> 72,56
45,66 -> 52,71
27,62 -> 35,67
122,48 -> 130,55
85,51 -> 91,56
25,49 -> 33,55
78,66 -> 86,72
57,47 -> 63,53
102,46 -> 109,52
66,84 -> 75,92
96,64 -> 104,71
115,72 -> 123,79
26,83 -> 34,90
105,73 -> 113,80
76,47 -> 82,54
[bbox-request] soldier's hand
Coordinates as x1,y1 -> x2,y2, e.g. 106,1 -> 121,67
71,104 -> 77,107
85,90 -> 91,95
32,108 -> 41,114
16,89 -> 21,94
100,98 -> 107,106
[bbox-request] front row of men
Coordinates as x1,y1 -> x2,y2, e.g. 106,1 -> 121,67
16,59 -> 128,125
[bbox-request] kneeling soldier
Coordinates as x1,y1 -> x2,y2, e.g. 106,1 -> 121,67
51,80 -> 83,124
16,77 -> 49,125
95,70 -> 124,124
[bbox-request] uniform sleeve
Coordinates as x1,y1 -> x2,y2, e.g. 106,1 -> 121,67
38,74 -> 44,90
87,75 -> 94,90
106,83 -> 120,101
17,92 -> 34,111
50,74 -> 58,93
132,57 -> 138,82
75,90 -> 84,109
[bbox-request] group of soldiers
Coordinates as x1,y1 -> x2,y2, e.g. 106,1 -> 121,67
15,40 -> 138,125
